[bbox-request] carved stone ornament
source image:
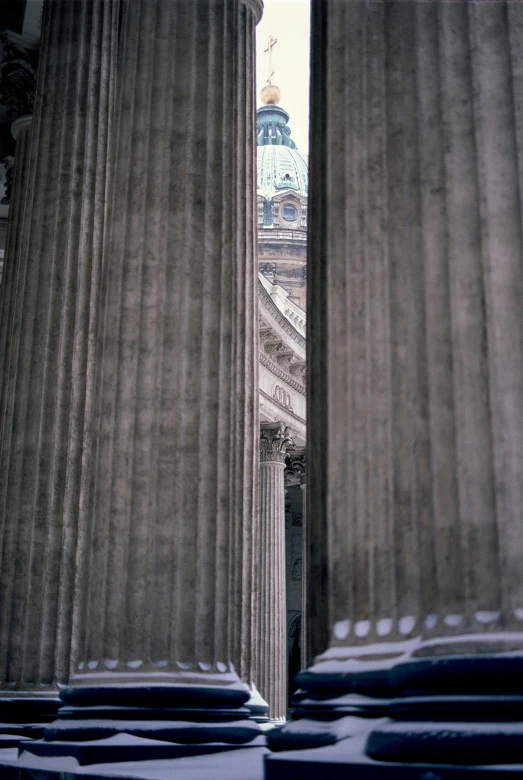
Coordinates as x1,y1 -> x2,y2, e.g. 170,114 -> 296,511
289,361 -> 306,377
273,384 -> 293,411
264,339 -> 284,357
260,421 -> 294,464
1,155 -> 14,205
276,350 -> 296,368
260,326 -> 276,342
286,448 -> 306,485
0,30 -> 38,123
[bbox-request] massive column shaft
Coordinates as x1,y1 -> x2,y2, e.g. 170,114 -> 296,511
71,0 -> 261,692
307,0 -> 523,657
0,0 -> 119,692
258,422 -> 293,721
267,0 -> 523,773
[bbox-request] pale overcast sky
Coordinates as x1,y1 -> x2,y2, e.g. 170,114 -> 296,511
256,0 -> 311,153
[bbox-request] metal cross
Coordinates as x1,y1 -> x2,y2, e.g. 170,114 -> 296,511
264,34 -> 278,84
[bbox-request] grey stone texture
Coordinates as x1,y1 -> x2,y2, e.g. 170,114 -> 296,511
307,0 -> 523,657
0,0 -> 263,705
0,0 -> 119,691
71,0 -> 263,690
258,422 -> 294,720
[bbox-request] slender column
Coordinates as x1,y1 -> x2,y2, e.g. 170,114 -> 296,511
0,0 -> 119,694
18,0 -> 264,766
286,448 -> 307,670
300,481 -> 307,668
267,0 -> 523,773
259,422 -> 293,721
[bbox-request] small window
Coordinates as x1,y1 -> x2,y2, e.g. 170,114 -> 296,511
263,199 -> 274,226
282,204 -> 298,221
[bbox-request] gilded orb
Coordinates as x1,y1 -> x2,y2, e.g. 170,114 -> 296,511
260,84 -> 281,106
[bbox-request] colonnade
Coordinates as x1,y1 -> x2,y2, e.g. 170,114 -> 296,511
2,0 -> 523,776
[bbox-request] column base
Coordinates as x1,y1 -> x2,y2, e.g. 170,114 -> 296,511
266,651 -> 523,777
245,684 -> 271,723
0,696 -> 61,748
18,736 -> 262,766
12,680 -> 264,766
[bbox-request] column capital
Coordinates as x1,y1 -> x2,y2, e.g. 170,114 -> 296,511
260,421 -> 294,464
0,30 -> 38,123
241,0 -> 264,25
0,30 -> 38,204
285,447 -> 306,486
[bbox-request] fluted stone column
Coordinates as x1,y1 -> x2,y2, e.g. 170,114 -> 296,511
305,0 -> 523,660
267,0 -> 523,774
15,0 -> 265,767
259,422 -> 294,721
0,116 -> 32,344
0,0 -> 119,702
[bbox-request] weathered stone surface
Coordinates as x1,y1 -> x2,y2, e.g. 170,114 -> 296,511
267,0 -> 523,774
306,0 -> 523,660
70,0 -> 262,692
0,0 -> 263,771
0,0 -> 119,691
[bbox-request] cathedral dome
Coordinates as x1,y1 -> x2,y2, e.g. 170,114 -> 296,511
256,100 -> 308,198
257,144 -> 308,198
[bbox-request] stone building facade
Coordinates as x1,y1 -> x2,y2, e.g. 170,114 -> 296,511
256,87 -> 307,714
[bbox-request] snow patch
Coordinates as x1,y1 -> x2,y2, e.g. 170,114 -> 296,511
424,613 -> 438,629
334,620 -> 351,640
376,618 -> 392,637
443,614 -> 464,627
399,616 -> 415,635
355,621 -> 370,638
474,611 -> 500,624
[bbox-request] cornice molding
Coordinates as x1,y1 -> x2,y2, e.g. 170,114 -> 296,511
258,279 -> 306,351
259,353 -> 305,396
